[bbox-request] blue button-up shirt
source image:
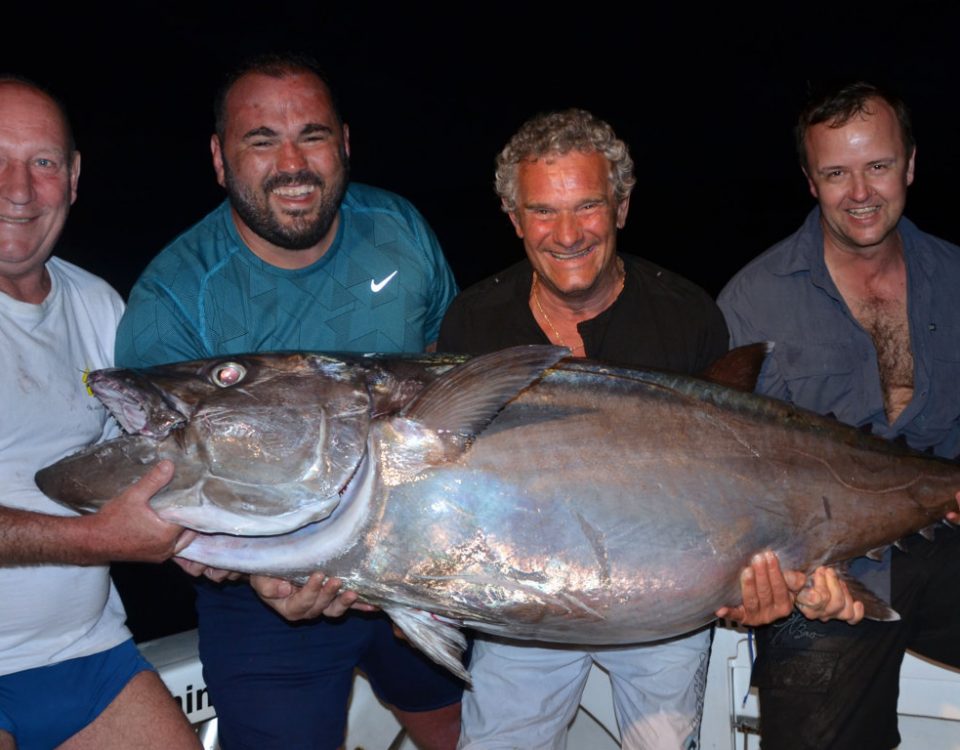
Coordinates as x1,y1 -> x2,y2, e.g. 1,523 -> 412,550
720,207 -> 960,459
719,207 -> 960,593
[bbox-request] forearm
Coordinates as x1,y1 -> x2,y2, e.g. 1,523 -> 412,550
1,462 -> 188,566
0,506 -> 109,565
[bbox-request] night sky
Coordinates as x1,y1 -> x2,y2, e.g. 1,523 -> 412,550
7,3 -> 960,639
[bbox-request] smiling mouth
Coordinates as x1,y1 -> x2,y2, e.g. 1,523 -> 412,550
846,206 -> 881,218
272,185 -> 317,198
548,245 -> 594,260
0,216 -> 35,224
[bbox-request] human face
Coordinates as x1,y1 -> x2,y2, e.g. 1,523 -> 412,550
0,82 -> 79,288
507,150 -> 629,300
803,98 -> 915,257
211,72 -> 350,265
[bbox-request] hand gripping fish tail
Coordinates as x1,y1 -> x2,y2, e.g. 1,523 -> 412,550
36,345 -> 960,677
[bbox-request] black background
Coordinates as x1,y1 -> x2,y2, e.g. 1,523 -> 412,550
7,3 -> 960,640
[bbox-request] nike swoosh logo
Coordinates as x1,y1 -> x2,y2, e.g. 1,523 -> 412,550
370,270 -> 398,292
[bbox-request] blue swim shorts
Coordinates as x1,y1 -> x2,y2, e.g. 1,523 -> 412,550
197,581 -> 466,750
0,639 -> 152,750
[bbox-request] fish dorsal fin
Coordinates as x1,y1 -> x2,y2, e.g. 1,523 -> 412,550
865,545 -> 888,561
401,345 -> 568,441
918,524 -> 938,541
831,565 -> 900,622
699,342 -> 771,393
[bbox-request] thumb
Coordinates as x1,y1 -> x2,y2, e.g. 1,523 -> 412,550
133,460 -> 175,498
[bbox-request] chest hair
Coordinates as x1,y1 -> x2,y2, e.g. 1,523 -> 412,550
845,293 -> 914,423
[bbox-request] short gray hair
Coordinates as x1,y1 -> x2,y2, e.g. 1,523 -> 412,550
495,109 -> 635,212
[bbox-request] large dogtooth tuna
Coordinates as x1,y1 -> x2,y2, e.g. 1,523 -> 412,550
36,345 -> 960,679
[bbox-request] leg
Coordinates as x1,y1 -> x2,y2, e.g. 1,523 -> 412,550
0,640 -> 194,750
455,637 -> 592,750
595,627 -> 711,750
900,525 -> 960,667
360,616 -> 466,750
59,670 -> 198,750
393,704 -> 462,750
196,582 -> 369,750
751,583 -> 909,749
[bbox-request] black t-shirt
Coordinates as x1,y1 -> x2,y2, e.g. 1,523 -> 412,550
438,254 -> 728,374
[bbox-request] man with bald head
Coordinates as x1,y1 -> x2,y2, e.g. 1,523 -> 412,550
0,77 -> 199,749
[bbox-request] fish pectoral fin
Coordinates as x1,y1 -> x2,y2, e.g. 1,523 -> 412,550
836,568 -> 900,622
384,606 -> 471,683
400,345 -> 568,442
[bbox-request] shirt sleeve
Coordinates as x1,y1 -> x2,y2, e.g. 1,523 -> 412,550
718,279 -> 791,402
115,274 -> 209,368
414,216 -> 458,347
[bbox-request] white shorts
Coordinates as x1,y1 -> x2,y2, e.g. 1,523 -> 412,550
459,628 -> 711,750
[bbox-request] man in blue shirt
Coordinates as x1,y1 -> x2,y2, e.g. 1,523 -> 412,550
719,81 -> 960,749
115,53 -> 462,750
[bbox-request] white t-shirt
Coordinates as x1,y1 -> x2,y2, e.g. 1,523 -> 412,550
0,257 -> 130,676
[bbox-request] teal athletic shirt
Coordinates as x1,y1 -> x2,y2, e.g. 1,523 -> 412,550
116,183 -> 458,366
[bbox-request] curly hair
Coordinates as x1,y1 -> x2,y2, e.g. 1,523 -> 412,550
796,81 -> 914,172
495,109 -> 635,212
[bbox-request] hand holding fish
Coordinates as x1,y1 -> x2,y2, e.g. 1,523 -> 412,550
795,567 -> 864,624
172,558 -> 246,582
946,491 -> 960,524
715,551 -> 802,625
79,460 -> 194,563
250,573 -> 377,621
716,551 -> 862,626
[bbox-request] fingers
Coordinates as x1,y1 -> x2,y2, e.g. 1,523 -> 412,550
173,557 -> 207,577
172,530 -> 197,555
249,572 -> 359,621
946,491 -> 960,523
796,567 -> 864,624
250,575 -> 294,599
719,551 -> 798,626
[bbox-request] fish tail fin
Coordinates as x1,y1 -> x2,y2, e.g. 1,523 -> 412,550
834,566 -> 900,622
385,606 -> 471,683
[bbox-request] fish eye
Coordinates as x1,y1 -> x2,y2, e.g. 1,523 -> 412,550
211,362 -> 246,387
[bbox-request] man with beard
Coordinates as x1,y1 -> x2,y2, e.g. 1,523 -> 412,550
115,54 -> 461,750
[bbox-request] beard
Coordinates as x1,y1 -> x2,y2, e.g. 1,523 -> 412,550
222,152 -> 350,251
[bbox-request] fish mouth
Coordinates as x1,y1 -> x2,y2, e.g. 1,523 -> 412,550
87,370 -> 189,439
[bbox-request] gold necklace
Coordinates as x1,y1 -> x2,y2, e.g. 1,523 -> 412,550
530,262 -> 626,355
531,272 -> 585,354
